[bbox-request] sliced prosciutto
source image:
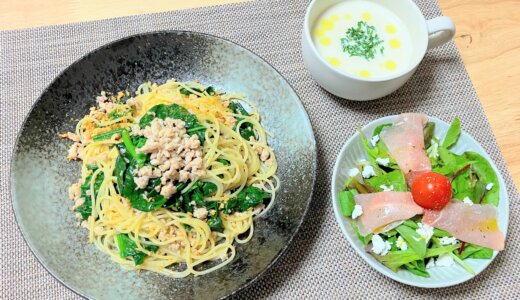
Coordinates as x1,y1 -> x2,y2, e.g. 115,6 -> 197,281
423,201 -> 504,251
355,192 -> 424,236
380,113 -> 431,185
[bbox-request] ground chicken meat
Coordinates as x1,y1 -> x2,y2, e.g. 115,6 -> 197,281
59,132 -> 80,142
193,207 -> 208,219
132,118 -> 205,197
96,91 -> 116,113
68,182 -> 81,200
260,148 -> 270,161
67,142 -> 84,160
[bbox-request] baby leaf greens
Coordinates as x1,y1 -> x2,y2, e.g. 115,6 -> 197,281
339,190 -> 356,217
342,116 -> 501,278
442,118 -> 461,149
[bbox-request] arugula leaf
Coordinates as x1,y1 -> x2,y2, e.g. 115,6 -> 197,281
359,130 -> 378,162
426,137 -> 440,168
434,147 -> 468,176
339,190 -> 356,217
457,243 -> 494,259
396,224 -> 427,258
442,118 -> 461,149
465,151 -> 499,206
352,221 -> 372,245
423,122 -> 436,149
433,228 -> 451,238
372,123 -> 392,137
365,170 -> 406,192
404,261 -> 430,278
402,220 -> 419,229
359,128 -> 398,169
373,244 -> 459,272
450,252 -> 476,275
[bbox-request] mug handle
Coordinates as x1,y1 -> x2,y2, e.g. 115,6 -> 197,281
426,16 -> 456,49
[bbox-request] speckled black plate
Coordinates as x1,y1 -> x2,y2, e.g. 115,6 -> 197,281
10,31 -> 316,299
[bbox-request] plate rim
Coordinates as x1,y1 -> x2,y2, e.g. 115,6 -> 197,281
331,114 -> 509,288
9,29 -> 318,299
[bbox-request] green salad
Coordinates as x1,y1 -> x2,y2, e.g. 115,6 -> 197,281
339,117 -> 501,277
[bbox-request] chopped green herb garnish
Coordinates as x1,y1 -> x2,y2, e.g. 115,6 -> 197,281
341,21 -> 384,61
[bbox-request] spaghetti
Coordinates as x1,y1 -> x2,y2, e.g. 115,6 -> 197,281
62,80 -> 278,277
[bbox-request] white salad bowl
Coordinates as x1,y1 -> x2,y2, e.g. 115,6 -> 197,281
331,115 -> 509,288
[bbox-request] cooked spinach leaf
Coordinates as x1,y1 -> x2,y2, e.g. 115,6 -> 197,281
223,186 -> 269,214
92,128 -> 124,141
75,169 -> 104,220
229,101 -> 255,140
116,234 -> 158,265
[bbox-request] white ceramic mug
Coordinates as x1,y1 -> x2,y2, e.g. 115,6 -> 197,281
302,0 -> 456,101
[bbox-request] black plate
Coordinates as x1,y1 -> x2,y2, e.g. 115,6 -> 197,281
11,31 -> 316,299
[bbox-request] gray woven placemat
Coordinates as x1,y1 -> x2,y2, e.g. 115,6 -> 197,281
1,0 -> 518,299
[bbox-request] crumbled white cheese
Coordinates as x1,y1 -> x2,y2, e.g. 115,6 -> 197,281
371,234 -> 392,256
462,197 -> 474,206
439,236 -> 458,245
348,168 -> 360,177
435,254 -> 455,267
375,157 -> 390,167
416,223 -> 434,242
379,184 -> 394,192
352,204 -> 363,219
396,236 -> 408,251
370,135 -> 380,147
486,183 -> 494,191
426,258 -> 436,269
362,165 -> 376,179
426,254 -> 455,269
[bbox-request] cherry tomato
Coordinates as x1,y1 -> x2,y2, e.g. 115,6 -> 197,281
411,172 -> 452,210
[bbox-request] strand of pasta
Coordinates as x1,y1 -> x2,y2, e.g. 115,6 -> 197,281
74,79 -> 277,277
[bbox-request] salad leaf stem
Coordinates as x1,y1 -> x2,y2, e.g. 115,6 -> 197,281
458,242 -> 466,254
449,252 -> 476,275
450,164 -> 471,182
